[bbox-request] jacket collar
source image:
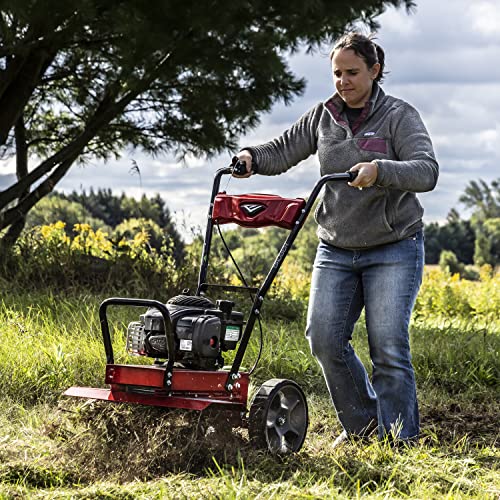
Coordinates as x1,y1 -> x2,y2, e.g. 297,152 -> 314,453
324,82 -> 384,134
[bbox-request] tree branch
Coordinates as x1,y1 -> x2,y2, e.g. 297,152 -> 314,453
0,156 -> 75,231
0,51 -> 173,211
0,46 -> 56,145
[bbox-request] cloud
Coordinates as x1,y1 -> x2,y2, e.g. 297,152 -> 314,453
376,0 -> 500,89
380,0 -> 500,47
469,1 -> 500,38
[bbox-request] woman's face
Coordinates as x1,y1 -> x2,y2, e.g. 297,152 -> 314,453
331,48 -> 380,108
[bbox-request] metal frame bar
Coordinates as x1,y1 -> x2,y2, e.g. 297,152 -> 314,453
64,387 -> 247,411
64,365 -> 250,411
196,167 -> 232,294
99,298 -> 175,375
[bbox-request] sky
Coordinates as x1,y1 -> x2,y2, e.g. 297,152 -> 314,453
2,0 -> 500,239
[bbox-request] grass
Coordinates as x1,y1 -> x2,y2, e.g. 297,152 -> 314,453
0,396 -> 498,498
0,288 -> 498,498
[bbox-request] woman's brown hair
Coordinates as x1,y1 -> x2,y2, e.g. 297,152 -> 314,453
330,32 -> 386,83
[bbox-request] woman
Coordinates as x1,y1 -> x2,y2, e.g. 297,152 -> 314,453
235,32 -> 438,443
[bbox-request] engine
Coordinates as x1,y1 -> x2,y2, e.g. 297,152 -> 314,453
126,295 -> 244,370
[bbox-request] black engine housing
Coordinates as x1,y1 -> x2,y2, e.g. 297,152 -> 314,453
126,295 -> 244,370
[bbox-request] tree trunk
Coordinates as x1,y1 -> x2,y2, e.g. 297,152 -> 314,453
0,115 -> 29,251
0,47 -> 56,146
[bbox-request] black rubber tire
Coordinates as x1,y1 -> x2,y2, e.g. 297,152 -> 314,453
248,378 -> 308,454
167,294 -> 215,309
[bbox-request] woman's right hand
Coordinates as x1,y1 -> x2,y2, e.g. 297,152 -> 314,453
232,150 -> 253,178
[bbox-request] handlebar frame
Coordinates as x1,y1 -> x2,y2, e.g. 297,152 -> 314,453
195,166 -> 357,388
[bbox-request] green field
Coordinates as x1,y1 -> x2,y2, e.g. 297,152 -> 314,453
0,274 -> 498,499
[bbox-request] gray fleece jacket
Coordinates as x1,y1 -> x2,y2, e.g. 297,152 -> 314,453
246,83 -> 439,249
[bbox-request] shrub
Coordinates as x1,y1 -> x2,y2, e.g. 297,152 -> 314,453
439,250 -> 463,275
1,221 -> 196,297
414,265 -> 499,325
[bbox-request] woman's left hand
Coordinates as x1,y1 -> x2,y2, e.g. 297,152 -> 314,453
348,161 -> 378,189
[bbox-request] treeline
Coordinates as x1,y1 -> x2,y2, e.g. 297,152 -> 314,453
0,188 -> 197,297
425,179 -> 499,275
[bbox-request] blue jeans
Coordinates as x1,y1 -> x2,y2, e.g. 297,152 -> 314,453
306,232 -> 424,440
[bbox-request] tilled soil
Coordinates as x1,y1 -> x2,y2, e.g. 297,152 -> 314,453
420,401 -> 499,445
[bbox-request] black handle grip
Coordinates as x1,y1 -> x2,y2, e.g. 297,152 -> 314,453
232,159 -> 248,176
347,170 -> 358,182
230,156 -> 259,176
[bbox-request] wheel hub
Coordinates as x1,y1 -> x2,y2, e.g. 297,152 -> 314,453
249,378 -> 309,454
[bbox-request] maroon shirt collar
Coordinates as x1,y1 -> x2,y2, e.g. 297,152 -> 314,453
324,82 -> 383,134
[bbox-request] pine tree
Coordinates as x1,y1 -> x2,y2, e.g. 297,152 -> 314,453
0,0 -> 415,249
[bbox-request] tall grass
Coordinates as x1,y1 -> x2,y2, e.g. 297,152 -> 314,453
0,265 -> 498,498
0,290 -> 140,404
1,282 -> 498,405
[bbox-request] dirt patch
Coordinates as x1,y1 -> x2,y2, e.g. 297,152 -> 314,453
38,396 -> 499,484
48,401 -> 251,482
420,401 -> 499,445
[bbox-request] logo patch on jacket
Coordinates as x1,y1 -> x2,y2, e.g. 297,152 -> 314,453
363,131 -> 375,136
240,203 -> 266,217
357,138 -> 387,154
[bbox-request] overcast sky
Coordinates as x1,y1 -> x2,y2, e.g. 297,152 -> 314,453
2,0 -> 500,239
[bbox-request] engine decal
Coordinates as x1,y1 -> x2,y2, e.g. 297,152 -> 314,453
225,325 -> 240,341
179,339 -> 193,351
